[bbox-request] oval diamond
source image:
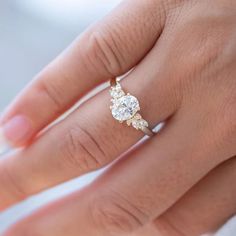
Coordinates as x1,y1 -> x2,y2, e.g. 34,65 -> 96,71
111,95 -> 140,121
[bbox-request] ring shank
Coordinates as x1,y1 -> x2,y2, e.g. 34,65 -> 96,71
110,77 -> 117,87
142,127 -> 155,137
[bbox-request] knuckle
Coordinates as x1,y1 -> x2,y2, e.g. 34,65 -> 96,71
60,124 -> 108,173
89,192 -> 146,235
38,75 -> 65,114
170,3 -> 227,62
82,28 -> 124,77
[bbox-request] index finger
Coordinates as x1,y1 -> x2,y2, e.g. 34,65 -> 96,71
0,0 -> 166,149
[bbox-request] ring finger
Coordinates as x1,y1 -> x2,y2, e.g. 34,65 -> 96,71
0,42 -> 180,209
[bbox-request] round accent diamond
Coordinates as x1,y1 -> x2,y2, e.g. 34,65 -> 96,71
109,84 -> 125,98
111,95 -> 140,121
132,119 -> 148,130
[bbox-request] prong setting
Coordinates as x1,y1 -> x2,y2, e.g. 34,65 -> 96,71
109,79 -> 150,132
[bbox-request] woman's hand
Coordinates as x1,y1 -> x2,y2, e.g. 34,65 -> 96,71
0,0 -> 236,235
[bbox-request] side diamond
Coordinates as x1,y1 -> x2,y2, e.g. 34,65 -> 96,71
126,113 -> 148,130
132,119 -> 148,130
109,83 -> 125,98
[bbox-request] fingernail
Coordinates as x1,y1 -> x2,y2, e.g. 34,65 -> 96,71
1,115 -> 32,148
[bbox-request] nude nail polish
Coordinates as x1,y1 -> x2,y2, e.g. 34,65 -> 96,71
1,115 -> 32,148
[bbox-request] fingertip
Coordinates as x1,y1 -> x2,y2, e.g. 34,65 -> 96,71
1,115 -> 33,149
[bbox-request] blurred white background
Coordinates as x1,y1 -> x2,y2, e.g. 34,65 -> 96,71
0,0 -> 235,235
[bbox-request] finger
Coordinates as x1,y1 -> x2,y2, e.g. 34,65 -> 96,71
0,0 -> 166,148
0,31 -> 181,210
154,157 -> 236,236
3,154 -> 236,236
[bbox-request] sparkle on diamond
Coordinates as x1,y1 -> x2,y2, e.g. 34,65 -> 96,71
111,95 -> 140,121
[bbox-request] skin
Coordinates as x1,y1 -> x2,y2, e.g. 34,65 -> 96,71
0,0 -> 236,235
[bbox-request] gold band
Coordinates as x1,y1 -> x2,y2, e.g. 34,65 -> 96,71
109,78 -> 155,137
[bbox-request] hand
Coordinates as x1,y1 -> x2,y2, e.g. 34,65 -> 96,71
0,0 -> 236,235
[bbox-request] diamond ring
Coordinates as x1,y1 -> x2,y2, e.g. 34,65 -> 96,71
109,78 -> 155,137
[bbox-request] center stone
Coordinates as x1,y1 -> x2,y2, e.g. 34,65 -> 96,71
111,95 -> 140,121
